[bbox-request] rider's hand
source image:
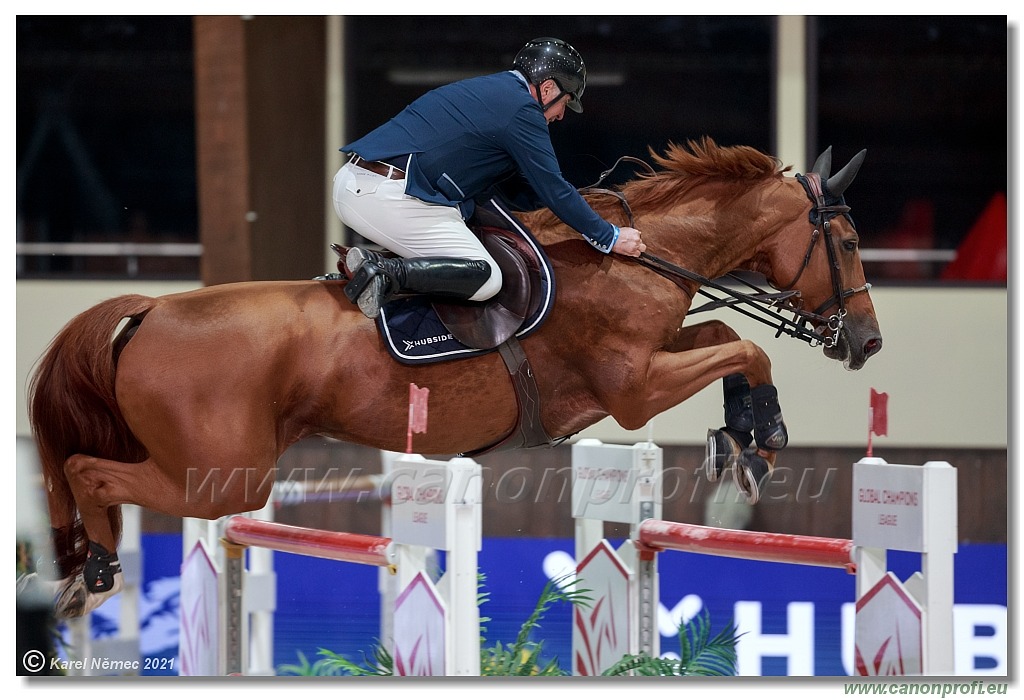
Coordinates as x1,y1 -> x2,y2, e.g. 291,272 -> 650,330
613,227 -> 646,257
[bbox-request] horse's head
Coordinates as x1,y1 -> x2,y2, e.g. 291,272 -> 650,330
529,138 -> 883,369
762,147 -> 883,369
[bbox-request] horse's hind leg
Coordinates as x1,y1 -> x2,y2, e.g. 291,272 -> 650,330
49,454 -> 167,617
55,452 -> 275,618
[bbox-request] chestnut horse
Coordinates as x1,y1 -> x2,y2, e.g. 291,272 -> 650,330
28,138 -> 881,618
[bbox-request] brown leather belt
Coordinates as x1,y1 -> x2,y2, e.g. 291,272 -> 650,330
350,155 -> 405,180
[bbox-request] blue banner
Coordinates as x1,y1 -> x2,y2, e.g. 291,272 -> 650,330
80,534 -> 1007,676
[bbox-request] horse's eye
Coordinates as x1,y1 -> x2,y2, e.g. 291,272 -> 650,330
843,239 -> 859,252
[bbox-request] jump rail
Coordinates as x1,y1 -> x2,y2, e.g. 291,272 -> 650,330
223,516 -> 395,568
182,468 -> 390,675
636,519 -> 855,571
180,453 -> 482,677
570,439 -> 957,677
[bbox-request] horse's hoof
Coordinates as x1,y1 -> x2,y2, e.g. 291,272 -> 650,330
704,428 -> 751,482
53,577 -> 88,618
732,448 -> 773,505
705,429 -> 733,481
51,572 -> 123,619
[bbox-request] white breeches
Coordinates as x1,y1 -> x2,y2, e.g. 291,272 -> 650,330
332,163 -> 502,301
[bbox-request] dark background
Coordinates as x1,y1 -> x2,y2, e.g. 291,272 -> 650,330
16,15 -> 1008,281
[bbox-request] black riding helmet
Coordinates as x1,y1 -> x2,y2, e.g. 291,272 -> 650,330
513,37 -> 586,113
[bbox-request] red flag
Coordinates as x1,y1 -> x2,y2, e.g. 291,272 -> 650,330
409,383 -> 429,433
870,388 -> 888,437
407,384 -> 429,453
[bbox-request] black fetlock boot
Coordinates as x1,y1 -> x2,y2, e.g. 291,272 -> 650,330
344,251 -> 491,319
705,373 -> 755,482
84,541 -> 121,594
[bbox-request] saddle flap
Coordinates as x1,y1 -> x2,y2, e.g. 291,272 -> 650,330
432,230 -> 534,350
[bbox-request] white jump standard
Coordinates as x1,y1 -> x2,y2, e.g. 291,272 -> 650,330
179,454 -> 482,676
570,439 -> 957,676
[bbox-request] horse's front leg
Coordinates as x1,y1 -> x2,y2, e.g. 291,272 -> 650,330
633,320 -> 788,504
705,372 -> 789,504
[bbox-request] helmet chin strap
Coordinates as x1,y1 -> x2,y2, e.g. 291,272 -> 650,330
534,83 -> 566,113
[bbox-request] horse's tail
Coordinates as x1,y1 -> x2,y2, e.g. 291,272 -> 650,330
27,294 -> 154,579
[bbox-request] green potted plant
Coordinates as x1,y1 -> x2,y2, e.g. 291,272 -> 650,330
279,574 -> 740,677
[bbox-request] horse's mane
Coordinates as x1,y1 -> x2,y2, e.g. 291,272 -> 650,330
523,136 -> 791,229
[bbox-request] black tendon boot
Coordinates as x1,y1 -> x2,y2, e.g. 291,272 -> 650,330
750,383 -> 789,451
705,373 -> 755,482
344,248 -> 492,319
84,541 -> 121,593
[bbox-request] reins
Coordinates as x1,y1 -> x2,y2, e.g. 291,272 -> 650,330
579,155 -> 655,228
637,253 -> 827,345
577,157 -> 872,349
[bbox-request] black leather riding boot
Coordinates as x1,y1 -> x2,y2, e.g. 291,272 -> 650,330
397,257 -> 492,298
345,249 -> 491,319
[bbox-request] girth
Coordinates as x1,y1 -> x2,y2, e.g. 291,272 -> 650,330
460,334 -> 564,457
456,204 -> 565,457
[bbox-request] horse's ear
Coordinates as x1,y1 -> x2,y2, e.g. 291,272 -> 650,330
825,149 -> 866,198
811,146 -> 833,178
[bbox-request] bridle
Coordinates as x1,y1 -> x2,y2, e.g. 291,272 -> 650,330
781,171 -> 873,347
580,158 -> 873,349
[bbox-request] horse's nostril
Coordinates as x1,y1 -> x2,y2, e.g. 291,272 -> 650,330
864,337 -> 883,358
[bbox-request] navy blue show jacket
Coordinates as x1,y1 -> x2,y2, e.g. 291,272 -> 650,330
341,70 -> 618,253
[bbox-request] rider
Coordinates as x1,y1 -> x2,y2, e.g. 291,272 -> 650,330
333,37 -> 646,319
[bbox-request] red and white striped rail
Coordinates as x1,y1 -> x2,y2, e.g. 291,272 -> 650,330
636,519 -> 855,572
224,516 -> 395,568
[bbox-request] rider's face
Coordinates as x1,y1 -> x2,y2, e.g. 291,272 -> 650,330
539,80 -> 571,123
544,94 -> 571,123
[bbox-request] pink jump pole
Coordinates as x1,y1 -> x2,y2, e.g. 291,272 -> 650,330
224,516 -> 395,568
637,519 -> 856,573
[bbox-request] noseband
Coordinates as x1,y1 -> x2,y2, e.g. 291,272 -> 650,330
581,160 -> 872,349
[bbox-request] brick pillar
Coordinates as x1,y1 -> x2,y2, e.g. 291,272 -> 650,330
194,16 -> 326,285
